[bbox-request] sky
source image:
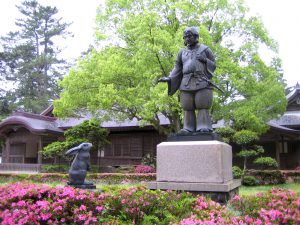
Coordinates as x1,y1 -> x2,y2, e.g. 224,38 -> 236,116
0,0 -> 299,87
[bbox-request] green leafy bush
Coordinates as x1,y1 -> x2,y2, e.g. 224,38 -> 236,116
215,127 -> 235,143
41,164 -> 101,173
254,157 -> 278,169
42,119 -> 109,160
142,153 -> 156,168
232,166 -> 243,179
245,169 -> 285,185
232,130 -> 258,146
242,176 -> 257,186
236,145 -> 265,172
41,164 -> 69,173
0,173 -> 156,184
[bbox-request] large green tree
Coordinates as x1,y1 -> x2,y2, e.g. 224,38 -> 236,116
0,0 -> 71,113
54,0 -> 287,135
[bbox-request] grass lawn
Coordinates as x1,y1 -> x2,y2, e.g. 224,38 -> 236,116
239,182 -> 300,196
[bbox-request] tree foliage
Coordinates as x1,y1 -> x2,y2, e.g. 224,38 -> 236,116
217,128 -> 265,171
232,130 -> 258,146
42,120 -> 109,159
0,0 -> 71,113
254,156 -> 278,170
54,0 -> 287,135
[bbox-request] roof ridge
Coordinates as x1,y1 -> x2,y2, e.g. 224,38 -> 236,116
13,111 -> 56,122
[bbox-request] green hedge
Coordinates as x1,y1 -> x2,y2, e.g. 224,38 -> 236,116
245,169 -> 285,185
232,166 -> 243,179
242,176 -> 257,186
0,172 -> 156,184
281,170 -> 300,183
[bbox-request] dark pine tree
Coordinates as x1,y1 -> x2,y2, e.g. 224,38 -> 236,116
0,0 -> 72,113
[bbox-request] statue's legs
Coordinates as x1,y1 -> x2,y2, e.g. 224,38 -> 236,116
180,91 -> 196,132
195,88 -> 213,132
68,169 -> 86,185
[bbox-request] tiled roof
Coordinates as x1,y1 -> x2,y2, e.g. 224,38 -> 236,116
267,121 -> 300,134
269,111 -> 300,127
56,113 -> 170,129
269,82 -> 300,128
0,111 -> 170,134
0,112 -> 63,134
286,82 -> 300,100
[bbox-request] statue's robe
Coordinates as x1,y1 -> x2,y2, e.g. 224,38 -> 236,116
167,44 -> 216,96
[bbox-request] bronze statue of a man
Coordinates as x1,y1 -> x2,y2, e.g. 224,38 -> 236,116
159,27 -> 216,133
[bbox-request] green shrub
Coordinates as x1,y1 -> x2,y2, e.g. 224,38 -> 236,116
215,127 -> 236,143
245,169 -> 285,185
41,164 -> 101,173
113,165 -> 135,173
232,130 -> 258,146
142,153 -> 157,168
242,176 -> 257,186
232,166 -> 243,179
41,164 -> 69,173
254,157 -> 278,170
0,172 -> 156,184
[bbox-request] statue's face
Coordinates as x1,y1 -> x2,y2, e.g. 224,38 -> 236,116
183,31 -> 198,47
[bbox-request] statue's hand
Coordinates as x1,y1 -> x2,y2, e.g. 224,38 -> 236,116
196,54 -> 207,63
157,77 -> 170,83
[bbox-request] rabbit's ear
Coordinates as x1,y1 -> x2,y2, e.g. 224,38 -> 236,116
65,145 -> 80,156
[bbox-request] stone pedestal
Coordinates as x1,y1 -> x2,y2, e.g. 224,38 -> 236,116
147,140 -> 241,203
66,182 -> 96,189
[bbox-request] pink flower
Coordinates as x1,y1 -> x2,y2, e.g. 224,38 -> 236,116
79,204 -> 87,211
41,212 -> 52,220
245,215 -> 253,223
17,200 -> 26,207
232,195 -> 241,200
256,192 -> 264,197
54,205 -> 63,212
96,206 -> 105,212
253,219 -> 263,225
78,214 -> 86,221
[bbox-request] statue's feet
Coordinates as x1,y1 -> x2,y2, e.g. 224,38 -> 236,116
83,180 -> 93,185
196,128 -> 213,133
178,128 -> 193,134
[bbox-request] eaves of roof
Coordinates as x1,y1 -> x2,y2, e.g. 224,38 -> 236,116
0,112 -> 64,135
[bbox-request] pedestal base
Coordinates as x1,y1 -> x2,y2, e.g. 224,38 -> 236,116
148,140 -> 241,203
168,132 -> 222,142
66,183 -> 96,189
147,179 -> 241,203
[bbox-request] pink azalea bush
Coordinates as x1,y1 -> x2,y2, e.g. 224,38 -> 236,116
229,188 -> 300,224
0,182 -> 106,224
134,165 -> 155,173
0,183 -> 299,224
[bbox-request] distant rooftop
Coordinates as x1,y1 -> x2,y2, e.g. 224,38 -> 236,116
269,82 -> 300,131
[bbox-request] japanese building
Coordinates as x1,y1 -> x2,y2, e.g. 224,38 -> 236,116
0,83 -> 300,172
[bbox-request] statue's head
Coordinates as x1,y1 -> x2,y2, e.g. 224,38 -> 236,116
183,27 -> 199,47
65,142 -> 93,156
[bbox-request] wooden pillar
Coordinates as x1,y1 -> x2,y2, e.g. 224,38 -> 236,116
275,141 -> 281,168
37,136 -> 42,165
4,137 -> 10,163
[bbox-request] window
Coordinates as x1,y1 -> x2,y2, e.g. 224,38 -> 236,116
104,135 -> 142,157
9,143 -> 26,163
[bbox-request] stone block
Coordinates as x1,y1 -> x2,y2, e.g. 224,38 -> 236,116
157,141 -> 232,183
147,179 -> 241,192
147,179 -> 241,204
